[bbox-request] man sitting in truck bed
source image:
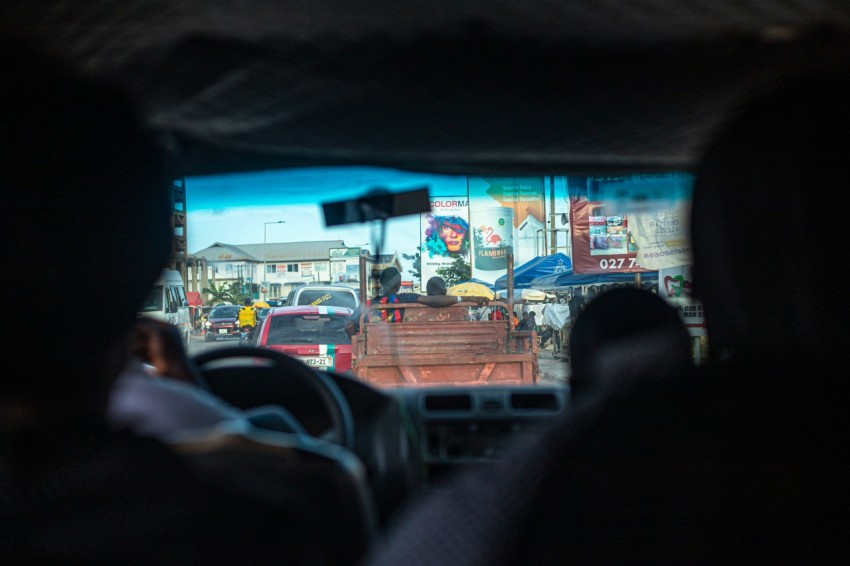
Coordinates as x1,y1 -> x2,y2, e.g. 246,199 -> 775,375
344,267 -> 487,336
425,276 -> 447,296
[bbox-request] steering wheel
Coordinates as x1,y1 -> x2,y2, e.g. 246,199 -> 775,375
192,346 -> 355,450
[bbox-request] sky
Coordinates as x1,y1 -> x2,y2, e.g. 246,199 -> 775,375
184,167 -> 692,287
185,166 -> 469,280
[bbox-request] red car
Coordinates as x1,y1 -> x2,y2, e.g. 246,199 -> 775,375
203,305 -> 241,342
255,305 -> 354,373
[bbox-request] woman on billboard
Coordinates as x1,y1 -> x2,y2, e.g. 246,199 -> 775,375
422,214 -> 470,258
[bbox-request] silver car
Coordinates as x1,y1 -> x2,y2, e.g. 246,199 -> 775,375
285,284 -> 359,310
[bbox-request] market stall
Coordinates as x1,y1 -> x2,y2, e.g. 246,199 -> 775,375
529,270 -> 659,363
493,253 -> 572,289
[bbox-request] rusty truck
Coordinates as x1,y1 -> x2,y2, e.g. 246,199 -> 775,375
350,256 -> 538,387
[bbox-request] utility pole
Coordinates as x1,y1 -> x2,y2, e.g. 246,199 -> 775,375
263,220 -> 286,300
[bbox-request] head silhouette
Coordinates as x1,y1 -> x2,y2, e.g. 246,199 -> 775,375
2,41 -> 172,413
426,276 -> 447,296
691,70 -> 850,363
569,286 -> 692,402
379,267 -> 402,294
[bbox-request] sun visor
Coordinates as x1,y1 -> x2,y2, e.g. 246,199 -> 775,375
322,186 -> 431,226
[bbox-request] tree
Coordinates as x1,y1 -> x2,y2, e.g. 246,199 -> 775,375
202,281 -> 236,305
435,256 -> 471,287
402,251 -> 421,284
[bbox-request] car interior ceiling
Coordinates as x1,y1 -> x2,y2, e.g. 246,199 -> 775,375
8,0 -> 850,555
7,2 -> 850,178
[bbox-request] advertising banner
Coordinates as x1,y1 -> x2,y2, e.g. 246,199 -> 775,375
420,196 -> 470,285
568,173 -> 691,274
345,264 -> 359,282
629,204 -> 692,270
329,247 -> 362,283
626,173 -> 694,270
569,197 -> 646,274
468,177 -> 545,285
659,264 -> 705,336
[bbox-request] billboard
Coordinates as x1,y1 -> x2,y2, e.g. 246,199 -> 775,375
468,177 -> 545,285
658,264 -> 705,338
419,197 -> 470,284
627,206 -> 693,271
568,173 -> 692,274
329,247 -> 363,283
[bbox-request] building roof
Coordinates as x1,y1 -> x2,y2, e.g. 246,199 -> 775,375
370,254 -> 399,265
193,240 -> 347,262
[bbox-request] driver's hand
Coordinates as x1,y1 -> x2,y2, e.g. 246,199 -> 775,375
130,318 -> 201,384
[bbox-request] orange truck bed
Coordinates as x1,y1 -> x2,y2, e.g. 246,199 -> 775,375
350,301 -> 538,387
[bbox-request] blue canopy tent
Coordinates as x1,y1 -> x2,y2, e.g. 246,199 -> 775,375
493,253 -> 572,289
530,270 -> 659,290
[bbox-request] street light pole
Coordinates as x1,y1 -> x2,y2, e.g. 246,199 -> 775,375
263,220 -> 286,300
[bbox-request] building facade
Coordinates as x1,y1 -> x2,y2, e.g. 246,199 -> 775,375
191,240 -> 400,302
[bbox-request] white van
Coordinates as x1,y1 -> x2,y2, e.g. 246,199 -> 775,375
138,268 -> 193,346
285,284 -> 359,310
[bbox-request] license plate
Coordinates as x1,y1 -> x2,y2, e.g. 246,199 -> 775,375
295,356 -> 333,368
217,329 -> 229,334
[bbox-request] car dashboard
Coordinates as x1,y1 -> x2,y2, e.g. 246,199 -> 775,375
390,385 -> 568,479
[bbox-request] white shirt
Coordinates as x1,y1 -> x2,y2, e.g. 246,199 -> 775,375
542,303 -> 571,329
107,360 -> 303,440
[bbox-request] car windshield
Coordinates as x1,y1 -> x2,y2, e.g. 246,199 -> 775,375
138,286 -> 163,312
12,5 -> 846,564
210,306 -> 240,319
266,313 -> 351,345
186,168 -> 701,387
294,289 -> 358,310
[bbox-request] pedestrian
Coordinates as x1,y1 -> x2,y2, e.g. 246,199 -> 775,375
539,297 -> 567,351
519,311 -> 537,332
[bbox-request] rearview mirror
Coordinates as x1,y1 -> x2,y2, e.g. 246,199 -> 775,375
322,186 -> 431,226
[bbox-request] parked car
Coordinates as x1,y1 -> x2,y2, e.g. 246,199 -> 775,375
286,284 -> 359,310
203,305 -> 241,342
256,306 -> 271,327
255,305 -> 354,373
